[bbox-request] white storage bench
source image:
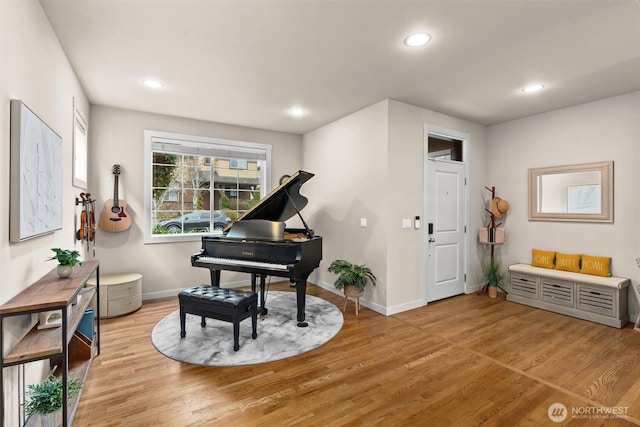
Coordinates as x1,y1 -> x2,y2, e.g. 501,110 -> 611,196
507,264 -> 629,328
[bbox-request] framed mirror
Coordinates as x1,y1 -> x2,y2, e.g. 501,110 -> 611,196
528,161 -> 613,222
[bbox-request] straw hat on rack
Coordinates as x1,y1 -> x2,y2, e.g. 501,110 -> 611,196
491,197 -> 509,219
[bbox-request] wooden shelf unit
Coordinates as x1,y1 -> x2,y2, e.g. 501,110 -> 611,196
0,260 -> 100,427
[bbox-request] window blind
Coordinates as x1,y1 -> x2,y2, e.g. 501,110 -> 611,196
151,136 -> 268,160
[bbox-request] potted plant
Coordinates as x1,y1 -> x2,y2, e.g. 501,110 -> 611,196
483,257 -> 504,298
327,259 -> 377,297
25,375 -> 83,427
47,248 -> 81,278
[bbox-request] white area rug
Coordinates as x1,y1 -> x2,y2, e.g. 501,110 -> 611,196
151,291 -> 343,366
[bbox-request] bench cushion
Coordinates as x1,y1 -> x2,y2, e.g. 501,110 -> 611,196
179,285 -> 257,308
509,264 -> 628,289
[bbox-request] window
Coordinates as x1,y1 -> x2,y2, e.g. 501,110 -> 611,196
427,135 -> 463,162
72,108 -> 88,189
144,130 -> 271,243
230,159 -> 248,169
165,182 -> 179,202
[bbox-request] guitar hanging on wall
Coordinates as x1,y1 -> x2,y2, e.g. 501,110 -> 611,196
99,164 -> 132,232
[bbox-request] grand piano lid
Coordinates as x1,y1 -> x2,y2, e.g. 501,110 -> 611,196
224,170 -> 314,231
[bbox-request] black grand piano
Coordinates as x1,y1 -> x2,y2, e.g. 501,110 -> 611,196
191,170 -> 322,327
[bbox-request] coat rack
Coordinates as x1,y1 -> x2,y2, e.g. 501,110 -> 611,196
482,186 -> 501,260
479,185 -> 508,295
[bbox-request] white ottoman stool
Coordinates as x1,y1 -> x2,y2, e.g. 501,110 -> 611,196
87,273 -> 142,318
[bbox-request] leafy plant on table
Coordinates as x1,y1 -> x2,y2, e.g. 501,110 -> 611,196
47,248 -> 81,266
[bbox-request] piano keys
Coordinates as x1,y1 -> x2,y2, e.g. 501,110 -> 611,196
191,170 -> 322,327
195,255 -> 290,272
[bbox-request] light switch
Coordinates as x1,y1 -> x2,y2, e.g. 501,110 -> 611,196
360,218 -> 367,228
402,219 -> 412,229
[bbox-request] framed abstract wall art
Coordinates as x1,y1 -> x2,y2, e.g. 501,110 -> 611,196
10,99 -> 63,242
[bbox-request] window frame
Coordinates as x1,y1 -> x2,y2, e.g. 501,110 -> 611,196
143,130 -> 272,244
72,107 -> 88,189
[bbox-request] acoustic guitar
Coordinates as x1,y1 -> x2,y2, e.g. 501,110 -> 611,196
99,164 -> 132,232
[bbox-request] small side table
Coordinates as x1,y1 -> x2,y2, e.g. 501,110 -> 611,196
87,273 -> 142,318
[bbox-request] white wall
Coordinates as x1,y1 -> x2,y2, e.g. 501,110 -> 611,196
1,0 -> 90,424
486,92 -> 640,317
88,106 -> 303,297
302,100 -> 390,309
303,99 -> 487,314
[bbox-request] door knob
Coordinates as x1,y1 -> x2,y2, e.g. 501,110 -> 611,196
428,238 -> 436,243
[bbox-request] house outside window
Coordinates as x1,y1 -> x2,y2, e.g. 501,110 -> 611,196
144,130 -> 271,243
165,182 -> 179,202
230,159 -> 248,169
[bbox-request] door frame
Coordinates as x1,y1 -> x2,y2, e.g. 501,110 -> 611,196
423,123 -> 470,305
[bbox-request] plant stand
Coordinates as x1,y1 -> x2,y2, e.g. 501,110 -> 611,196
488,286 -> 498,299
343,286 -> 362,316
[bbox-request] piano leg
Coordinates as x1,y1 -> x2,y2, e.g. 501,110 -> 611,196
251,274 -> 268,316
210,269 -> 221,287
295,279 -> 308,327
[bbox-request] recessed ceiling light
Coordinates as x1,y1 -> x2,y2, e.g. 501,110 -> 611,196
522,83 -> 544,94
288,106 -> 306,118
404,32 -> 431,47
143,79 -> 164,89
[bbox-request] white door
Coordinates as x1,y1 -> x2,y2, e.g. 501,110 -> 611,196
426,159 -> 466,302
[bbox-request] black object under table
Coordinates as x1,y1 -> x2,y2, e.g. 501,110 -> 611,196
178,285 -> 258,351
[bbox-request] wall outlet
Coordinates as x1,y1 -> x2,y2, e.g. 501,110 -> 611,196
360,218 -> 367,228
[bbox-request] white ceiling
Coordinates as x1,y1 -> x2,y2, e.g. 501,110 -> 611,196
40,0 -> 640,135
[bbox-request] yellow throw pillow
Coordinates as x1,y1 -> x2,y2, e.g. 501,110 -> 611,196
532,249 -> 555,269
555,253 -> 581,273
581,255 -> 611,277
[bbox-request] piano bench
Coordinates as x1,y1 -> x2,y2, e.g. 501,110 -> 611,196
178,285 -> 258,351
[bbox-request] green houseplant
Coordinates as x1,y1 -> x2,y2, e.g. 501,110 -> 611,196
327,260 -> 377,295
483,257 -> 504,298
47,248 -> 81,278
25,376 -> 83,426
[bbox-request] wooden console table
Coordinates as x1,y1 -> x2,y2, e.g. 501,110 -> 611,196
0,260 -> 100,427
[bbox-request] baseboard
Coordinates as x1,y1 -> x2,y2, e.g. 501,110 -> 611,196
466,282 -> 484,294
142,279 -> 251,301
143,278 -> 391,316
145,280 -> 637,325
311,279 -> 397,316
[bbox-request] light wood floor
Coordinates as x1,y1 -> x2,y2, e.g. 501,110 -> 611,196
75,282 -> 640,426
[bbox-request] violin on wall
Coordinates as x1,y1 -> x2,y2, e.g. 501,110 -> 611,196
76,192 -> 96,255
